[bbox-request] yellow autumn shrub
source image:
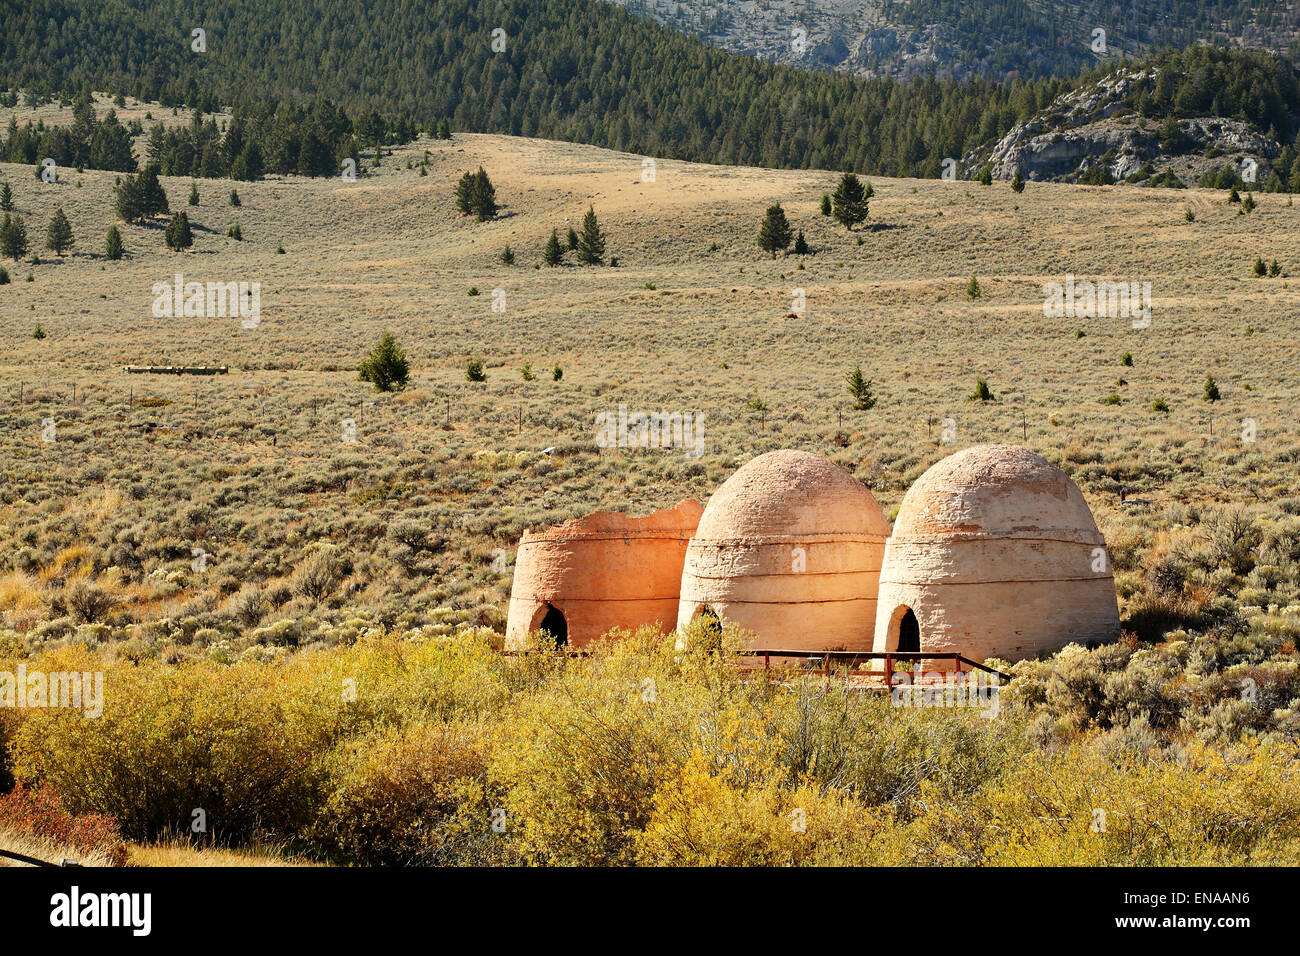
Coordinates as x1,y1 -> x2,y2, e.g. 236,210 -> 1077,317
635,752 -> 898,865
307,721 -> 503,865
489,625 -> 770,865
905,737 -> 1300,865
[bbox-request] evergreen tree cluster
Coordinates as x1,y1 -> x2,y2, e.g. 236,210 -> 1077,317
455,167 -> 497,220
143,101 -> 417,181
1,92 -> 137,171
544,208 -> 606,265
114,165 -> 170,223
1,92 -> 419,183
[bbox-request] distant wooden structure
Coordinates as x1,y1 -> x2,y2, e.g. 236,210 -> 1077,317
123,366 -> 229,376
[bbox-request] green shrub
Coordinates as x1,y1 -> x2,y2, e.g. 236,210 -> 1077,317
307,722 -> 498,865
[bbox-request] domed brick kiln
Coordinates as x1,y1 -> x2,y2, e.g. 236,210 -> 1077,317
505,499 -> 703,649
873,444 -> 1120,666
676,450 -> 889,651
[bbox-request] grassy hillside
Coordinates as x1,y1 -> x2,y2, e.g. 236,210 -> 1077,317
3,118 -> 1300,864
2,115 -> 1300,643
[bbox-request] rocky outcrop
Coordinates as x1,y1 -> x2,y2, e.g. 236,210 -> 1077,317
606,1 -> 1293,81
966,67 -> 1279,184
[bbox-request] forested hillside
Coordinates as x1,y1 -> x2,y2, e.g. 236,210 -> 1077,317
614,0 -> 1300,79
1,0 -> 1297,177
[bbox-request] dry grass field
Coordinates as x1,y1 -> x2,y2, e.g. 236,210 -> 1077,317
4,95 -> 1300,865
3,105 -> 1300,643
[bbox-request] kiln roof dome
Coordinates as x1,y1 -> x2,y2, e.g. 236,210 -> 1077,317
893,444 -> 1100,540
694,450 -> 888,540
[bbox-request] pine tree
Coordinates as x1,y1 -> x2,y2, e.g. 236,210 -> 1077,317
1254,256 -> 1267,276
1,214 -> 28,260
1158,116 -> 1184,152
164,212 -> 193,251
831,172 -> 869,230
137,164 -> 169,218
500,245 -> 515,265
966,275 -> 982,299
296,129 -> 331,177
1228,187 -> 1241,204
757,203 -> 793,257
436,120 -> 452,140
188,182 -> 200,205
455,172 -> 475,214
232,142 -> 265,181
577,206 -> 606,264
846,364 -> 877,410
1203,375 -> 1220,402
566,226 -> 578,250
469,167 -> 497,220
358,331 -> 410,392
1011,170 -> 1025,193
229,188 -> 241,207
105,225 -> 123,260
793,230 -> 809,255
45,207 -> 74,256
114,174 -> 142,223
977,165 -> 993,185
820,193 -> 831,216
543,228 -> 564,266
0,181 -> 12,211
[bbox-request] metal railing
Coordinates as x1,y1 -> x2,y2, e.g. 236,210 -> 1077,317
500,645 -> 1013,683
0,846 -> 79,867
742,649 -> 1013,683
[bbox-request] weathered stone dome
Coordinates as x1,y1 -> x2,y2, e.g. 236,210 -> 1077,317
892,443 -> 1102,541
678,450 -> 889,651
505,499 -> 703,650
694,450 -> 892,540
873,444 -> 1119,666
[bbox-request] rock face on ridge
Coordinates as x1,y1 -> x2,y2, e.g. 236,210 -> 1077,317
965,68 -> 1280,186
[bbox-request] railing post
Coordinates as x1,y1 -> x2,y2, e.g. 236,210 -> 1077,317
884,652 -> 892,686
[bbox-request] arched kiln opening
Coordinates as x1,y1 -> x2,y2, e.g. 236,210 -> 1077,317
536,604 -> 568,647
888,605 -> 920,653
